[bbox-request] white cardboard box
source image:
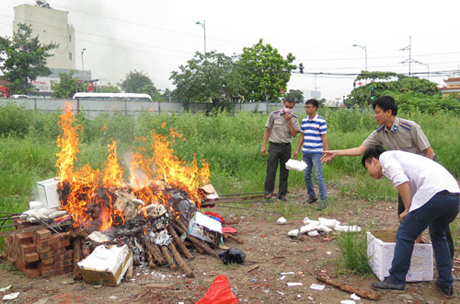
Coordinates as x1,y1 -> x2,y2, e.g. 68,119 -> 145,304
78,244 -> 132,286
37,178 -> 61,208
367,230 -> 433,282
188,211 -> 222,244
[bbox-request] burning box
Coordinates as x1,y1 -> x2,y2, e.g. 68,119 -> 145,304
188,211 -> 222,244
367,230 -> 433,282
37,178 -> 61,208
78,244 -> 132,286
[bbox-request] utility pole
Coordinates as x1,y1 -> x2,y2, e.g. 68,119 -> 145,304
400,36 -> 412,76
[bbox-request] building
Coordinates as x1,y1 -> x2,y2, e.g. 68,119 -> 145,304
439,77 -> 460,97
14,3 -> 76,70
13,2 -> 90,95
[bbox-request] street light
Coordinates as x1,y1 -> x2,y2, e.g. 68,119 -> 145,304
353,44 -> 367,72
81,48 -> 86,71
195,20 -> 206,54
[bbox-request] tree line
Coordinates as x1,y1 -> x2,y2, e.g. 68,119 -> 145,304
1,23 -> 459,112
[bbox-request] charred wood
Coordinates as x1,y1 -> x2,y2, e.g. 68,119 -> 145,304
142,236 -> 167,266
167,225 -> 193,259
168,242 -> 194,278
172,222 -> 218,258
72,238 -> 82,280
160,246 -> 177,270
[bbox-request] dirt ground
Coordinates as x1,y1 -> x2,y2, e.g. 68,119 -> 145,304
1,187 -> 459,304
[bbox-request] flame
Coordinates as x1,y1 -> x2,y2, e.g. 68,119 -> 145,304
55,104 -> 210,231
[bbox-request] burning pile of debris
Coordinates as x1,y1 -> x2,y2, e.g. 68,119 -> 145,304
4,104 -> 240,285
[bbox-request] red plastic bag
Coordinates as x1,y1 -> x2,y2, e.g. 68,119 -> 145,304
195,275 -> 238,304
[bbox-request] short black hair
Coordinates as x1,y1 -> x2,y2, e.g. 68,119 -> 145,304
372,96 -> 397,116
284,96 -> 296,104
305,99 -> 318,108
361,145 -> 387,168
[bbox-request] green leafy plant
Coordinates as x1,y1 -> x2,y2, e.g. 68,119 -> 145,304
334,231 -> 373,276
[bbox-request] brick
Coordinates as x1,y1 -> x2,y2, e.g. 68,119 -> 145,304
39,263 -> 54,272
54,265 -> 73,276
13,218 -> 31,229
51,238 -> 70,250
54,259 -> 74,269
21,243 -> 37,254
24,252 -> 40,263
15,232 -> 33,244
34,229 -> 52,240
54,250 -> 74,263
39,247 -> 66,260
37,245 -> 52,254
41,269 -> 55,278
36,234 -> 61,247
24,268 -> 40,279
41,257 -> 54,266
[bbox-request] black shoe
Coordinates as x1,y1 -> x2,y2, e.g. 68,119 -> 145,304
278,196 -> 289,201
371,277 -> 405,292
436,281 -> 454,299
304,197 -> 317,204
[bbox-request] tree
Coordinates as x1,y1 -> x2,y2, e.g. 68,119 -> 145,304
52,71 -> 87,98
98,83 -> 120,93
347,71 -> 440,107
120,70 -> 160,100
286,89 -> 304,103
170,51 -> 243,105
0,23 -> 57,94
237,39 -> 295,102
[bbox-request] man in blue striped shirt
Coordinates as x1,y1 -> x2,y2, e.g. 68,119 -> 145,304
293,99 -> 329,209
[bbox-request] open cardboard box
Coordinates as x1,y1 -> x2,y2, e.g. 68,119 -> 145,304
367,229 -> 433,282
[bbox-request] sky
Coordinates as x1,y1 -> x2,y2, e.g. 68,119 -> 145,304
1,0 -> 460,101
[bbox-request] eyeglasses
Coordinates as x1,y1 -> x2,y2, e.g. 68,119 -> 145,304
305,106 -> 314,109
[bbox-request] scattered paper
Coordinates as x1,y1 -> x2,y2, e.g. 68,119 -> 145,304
288,229 -> 299,237
279,276 -> 286,281
350,293 -> 361,301
287,282 -> 303,287
309,283 -> 325,290
2,292 -> 20,301
280,272 -> 295,275
0,285 -> 12,292
277,217 -> 287,225
340,300 -> 356,304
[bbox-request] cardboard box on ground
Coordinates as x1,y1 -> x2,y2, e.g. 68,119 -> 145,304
78,244 -> 133,286
367,230 -> 433,282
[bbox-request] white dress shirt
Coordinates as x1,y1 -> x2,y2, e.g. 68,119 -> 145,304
380,151 -> 460,212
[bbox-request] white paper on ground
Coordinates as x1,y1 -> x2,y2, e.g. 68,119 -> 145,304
309,283 -> 325,290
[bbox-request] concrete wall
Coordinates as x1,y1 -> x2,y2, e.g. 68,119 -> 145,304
0,98 -> 283,118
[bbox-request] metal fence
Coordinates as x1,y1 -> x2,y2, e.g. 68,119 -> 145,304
0,98 -> 284,118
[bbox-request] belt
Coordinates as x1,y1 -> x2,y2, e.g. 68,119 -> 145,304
270,142 -> 290,146
439,190 -> 460,197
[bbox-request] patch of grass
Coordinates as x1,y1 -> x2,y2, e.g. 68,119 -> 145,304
334,231 -> 373,276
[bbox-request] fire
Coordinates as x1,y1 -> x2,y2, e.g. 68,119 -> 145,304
55,104 -> 210,231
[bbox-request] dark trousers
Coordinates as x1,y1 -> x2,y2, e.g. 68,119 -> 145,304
264,142 -> 291,198
398,195 -> 455,259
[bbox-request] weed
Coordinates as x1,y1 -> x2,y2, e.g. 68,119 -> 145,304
334,230 -> 373,276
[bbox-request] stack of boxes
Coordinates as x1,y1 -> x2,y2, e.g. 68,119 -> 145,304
5,228 -> 74,278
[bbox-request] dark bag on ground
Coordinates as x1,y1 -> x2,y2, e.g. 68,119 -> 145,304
218,248 -> 246,264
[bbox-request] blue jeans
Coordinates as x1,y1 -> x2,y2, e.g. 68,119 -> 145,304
302,153 -> 327,201
389,192 -> 459,287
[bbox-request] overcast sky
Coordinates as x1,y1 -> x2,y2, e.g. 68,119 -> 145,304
1,0 -> 460,100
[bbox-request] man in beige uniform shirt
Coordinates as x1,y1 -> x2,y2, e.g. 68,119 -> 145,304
321,96 -> 453,257
261,96 -> 301,202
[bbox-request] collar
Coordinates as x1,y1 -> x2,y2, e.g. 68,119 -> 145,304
307,113 -> 318,121
385,117 -> 400,133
